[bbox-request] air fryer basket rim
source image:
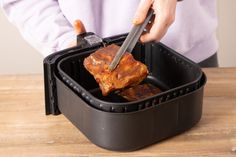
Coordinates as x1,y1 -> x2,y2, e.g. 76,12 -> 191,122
44,33 -> 204,114
56,42 -> 203,110
57,58 -> 201,106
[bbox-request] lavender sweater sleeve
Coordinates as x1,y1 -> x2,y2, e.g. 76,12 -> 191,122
0,0 -> 76,56
1,0 -> 218,62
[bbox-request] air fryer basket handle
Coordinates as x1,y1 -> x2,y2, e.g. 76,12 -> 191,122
77,32 -> 103,48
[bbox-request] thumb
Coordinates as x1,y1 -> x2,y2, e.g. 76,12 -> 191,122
67,20 -> 86,48
133,0 -> 153,25
73,19 -> 86,35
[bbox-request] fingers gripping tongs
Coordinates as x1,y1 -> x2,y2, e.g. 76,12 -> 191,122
109,9 -> 155,71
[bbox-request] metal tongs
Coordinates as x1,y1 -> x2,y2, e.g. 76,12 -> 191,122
109,9 -> 155,71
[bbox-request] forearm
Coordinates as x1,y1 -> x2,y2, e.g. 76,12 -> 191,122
0,0 -> 76,56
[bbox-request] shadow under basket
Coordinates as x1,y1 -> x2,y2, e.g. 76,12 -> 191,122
44,33 -> 206,151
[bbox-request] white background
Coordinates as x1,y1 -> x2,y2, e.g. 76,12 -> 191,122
0,0 -> 235,74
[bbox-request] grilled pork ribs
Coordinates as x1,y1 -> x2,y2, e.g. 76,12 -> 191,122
84,44 -> 148,96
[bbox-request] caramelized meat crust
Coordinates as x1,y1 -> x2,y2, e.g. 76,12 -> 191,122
83,44 -> 149,96
119,83 -> 161,101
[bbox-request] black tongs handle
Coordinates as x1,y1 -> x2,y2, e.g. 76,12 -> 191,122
109,9 -> 155,71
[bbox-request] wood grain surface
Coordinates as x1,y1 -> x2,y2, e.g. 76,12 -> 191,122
0,68 -> 236,157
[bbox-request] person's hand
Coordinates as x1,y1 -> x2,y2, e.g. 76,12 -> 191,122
68,20 -> 86,47
133,0 -> 177,43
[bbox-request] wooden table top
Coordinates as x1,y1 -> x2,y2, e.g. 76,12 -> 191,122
0,68 -> 236,157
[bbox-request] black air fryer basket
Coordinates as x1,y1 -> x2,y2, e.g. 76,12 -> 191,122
44,33 -> 206,151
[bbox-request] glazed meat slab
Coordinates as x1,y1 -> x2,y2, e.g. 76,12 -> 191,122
119,83 -> 161,101
84,44 -> 148,96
